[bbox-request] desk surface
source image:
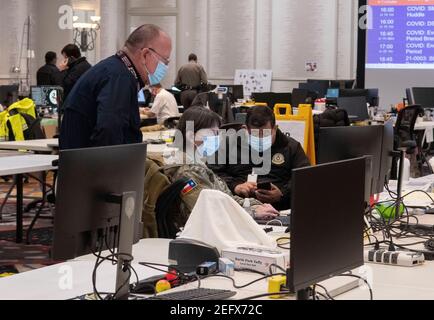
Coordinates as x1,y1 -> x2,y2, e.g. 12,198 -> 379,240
0,154 -> 58,176
415,121 -> 434,130
0,139 -> 58,152
1,233 -> 434,300
0,131 -> 176,154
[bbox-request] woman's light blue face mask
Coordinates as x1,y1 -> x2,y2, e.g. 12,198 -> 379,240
197,135 -> 221,158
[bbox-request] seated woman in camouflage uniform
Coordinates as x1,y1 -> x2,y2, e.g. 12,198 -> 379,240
164,107 -> 279,226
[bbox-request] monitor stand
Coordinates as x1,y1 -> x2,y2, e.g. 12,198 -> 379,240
296,288 -> 312,300
105,191 -> 137,300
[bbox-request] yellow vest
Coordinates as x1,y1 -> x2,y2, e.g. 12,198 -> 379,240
0,98 -> 37,141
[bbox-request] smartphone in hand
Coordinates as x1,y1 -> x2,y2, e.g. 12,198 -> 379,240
257,182 -> 272,191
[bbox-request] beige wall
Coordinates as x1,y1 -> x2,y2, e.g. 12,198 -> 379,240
0,0 -> 359,94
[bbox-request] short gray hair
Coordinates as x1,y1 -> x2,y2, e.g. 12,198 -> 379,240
125,24 -> 164,50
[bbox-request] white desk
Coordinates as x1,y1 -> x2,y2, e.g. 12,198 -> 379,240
0,139 -> 58,153
415,121 -> 434,131
0,155 -> 58,243
415,121 -> 434,144
2,233 -> 434,300
0,132 -> 176,157
0,238 -> 358,301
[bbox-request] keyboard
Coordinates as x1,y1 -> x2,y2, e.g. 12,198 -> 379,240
256,215 -> 290,227
144,288 -> 237,301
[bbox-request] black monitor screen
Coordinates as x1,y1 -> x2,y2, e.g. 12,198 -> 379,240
337,96 -> 370,122
52,143 -> 147,261
411,88 -> 434,109
289,158 -> 365,292
221,85 -> 244,102
317,125 -> 385,195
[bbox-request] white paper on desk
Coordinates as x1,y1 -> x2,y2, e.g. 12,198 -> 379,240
179,190 -> 276,253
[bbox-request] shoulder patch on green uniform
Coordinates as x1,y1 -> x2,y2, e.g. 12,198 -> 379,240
181,179 -> 198,195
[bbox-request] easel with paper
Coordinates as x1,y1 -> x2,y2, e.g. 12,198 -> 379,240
275,104 -> 316,165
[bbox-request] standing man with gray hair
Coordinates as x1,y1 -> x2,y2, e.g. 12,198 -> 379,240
60,24 -> 172,150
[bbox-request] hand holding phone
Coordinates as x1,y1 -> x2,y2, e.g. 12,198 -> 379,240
257,182 -> 272,191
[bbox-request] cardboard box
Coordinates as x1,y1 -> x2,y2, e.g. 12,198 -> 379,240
222,246 -> 289,275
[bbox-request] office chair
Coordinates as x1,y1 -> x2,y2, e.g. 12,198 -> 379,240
393,105 -> 432,177
164,116 -> 181,129
235,112 -> 247,124
155,177 -> 191,239
314,109 -> 350,158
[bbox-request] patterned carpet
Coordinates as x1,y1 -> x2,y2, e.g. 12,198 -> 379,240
0,175 -> 58,277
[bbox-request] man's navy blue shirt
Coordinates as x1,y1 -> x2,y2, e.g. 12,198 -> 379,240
59,55 -> 142,150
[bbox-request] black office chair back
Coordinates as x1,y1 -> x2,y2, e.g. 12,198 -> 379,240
395,105 -> 424,145
155,177 -> 190,239
164,117 -> 181,129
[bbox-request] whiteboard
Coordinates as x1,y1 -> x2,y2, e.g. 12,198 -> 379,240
234,69 -> 273,96
277,120 -> 306,148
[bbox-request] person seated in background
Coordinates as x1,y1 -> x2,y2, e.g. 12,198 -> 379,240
58,44 -> 92,99
36,51 -> 62,86
175,53 -> 208,110
140,83 -> 179,128
211,106 -> 311,210
163,107 -> 279,226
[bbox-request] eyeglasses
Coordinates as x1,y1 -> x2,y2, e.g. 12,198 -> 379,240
148,47 -> 170,65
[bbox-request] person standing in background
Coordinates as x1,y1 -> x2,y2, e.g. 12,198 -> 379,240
60,24 -> 172,150
58,44 -> 92,99
36,51 -> 63,86
175,53 -> 208,110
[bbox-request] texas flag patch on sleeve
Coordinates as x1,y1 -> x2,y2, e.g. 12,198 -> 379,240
181,179 -> 198,195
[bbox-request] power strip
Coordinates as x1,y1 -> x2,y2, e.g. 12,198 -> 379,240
364,249 -> 425,267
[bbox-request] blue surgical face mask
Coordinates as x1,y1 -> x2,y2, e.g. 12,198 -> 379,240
197,135 -> 221,158
250,135 -> 272,153
144,57 -> 169,86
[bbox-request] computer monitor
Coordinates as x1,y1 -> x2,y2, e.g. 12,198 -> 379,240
0,85 -> 19,107
330,80 -> 356,89
52,143 -> 147,299
288,158 -> 366,298
317,125 -> 390,196
292,88 -> 316,108
305,80 -> 330,98
366,89 -> 380,107
251,92 -> 292,109
138,89 -> 146,105
30,86 -> 63,112
337,96 -> 370,122
409,88 -> 434,109
221,85 -> 244,102
326,88 -> 340,99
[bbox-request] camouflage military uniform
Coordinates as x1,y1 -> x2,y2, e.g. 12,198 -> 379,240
164,153 -> 262,222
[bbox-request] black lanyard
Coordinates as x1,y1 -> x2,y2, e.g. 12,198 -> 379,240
116,50 -> 146,91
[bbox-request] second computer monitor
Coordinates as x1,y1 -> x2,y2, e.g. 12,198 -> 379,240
409,87 -> 434,109
337,96 -> 370,122
317,124 -> 391,195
